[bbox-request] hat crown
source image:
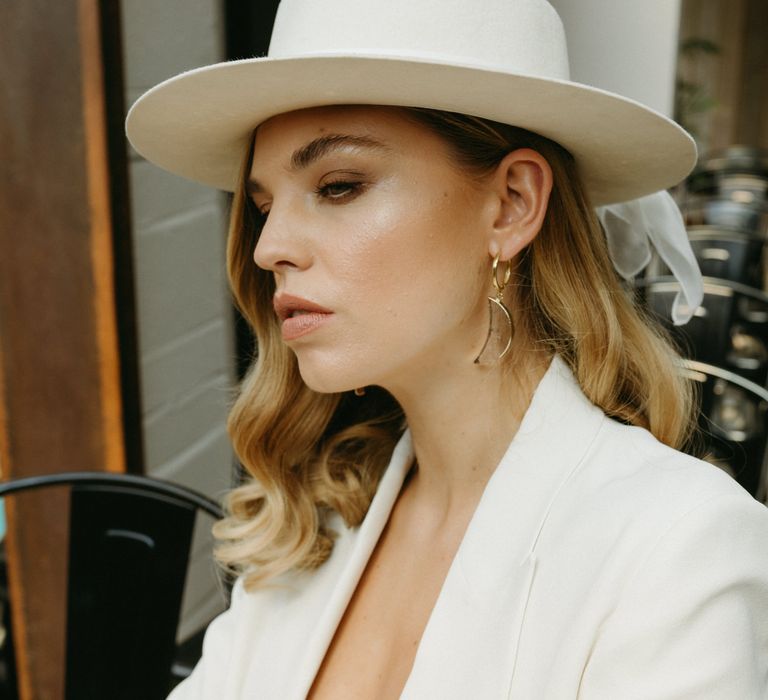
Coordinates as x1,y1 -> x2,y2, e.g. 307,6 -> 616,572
269,0 -> 570,81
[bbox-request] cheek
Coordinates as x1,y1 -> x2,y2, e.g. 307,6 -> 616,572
354,186 -> 483,273
326,194 -> 437,290
345,198 -> 486,328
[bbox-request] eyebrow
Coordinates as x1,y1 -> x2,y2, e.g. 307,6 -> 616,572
246,134 -> 391,194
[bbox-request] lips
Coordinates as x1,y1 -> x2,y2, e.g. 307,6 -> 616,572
273,294 -> 333,341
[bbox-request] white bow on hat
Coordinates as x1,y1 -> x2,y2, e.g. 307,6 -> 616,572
597,192 -> 704,325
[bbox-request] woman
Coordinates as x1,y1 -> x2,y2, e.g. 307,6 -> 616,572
127,1 -> 768,698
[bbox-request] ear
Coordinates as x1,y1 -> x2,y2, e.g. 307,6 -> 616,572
487,148 -> 553,261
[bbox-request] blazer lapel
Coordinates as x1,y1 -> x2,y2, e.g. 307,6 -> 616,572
401,357 -> 605,699
289,432 -> 416,698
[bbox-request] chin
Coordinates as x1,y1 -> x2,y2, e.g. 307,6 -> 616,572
293,343 -> 389,395
296,361 -> 360,395
301,379 -> 347,395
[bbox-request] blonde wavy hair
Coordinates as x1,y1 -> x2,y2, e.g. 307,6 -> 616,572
213,107 -> 697,590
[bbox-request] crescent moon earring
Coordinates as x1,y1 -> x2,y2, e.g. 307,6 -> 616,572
474,254 -> 514,365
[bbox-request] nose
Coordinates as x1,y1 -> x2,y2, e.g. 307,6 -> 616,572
252,202 -> 312,273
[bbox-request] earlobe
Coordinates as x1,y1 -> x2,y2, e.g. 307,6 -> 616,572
490,149 -> 553,260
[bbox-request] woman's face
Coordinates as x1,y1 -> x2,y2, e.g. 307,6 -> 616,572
249,105 -> 494,394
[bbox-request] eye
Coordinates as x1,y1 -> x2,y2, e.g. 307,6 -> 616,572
315,179 -> 366,202
248,197 -> 271,219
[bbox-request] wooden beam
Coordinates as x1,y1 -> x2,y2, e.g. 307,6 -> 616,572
0,0 -> 125,696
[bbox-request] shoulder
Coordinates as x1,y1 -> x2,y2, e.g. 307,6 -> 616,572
572,411 -> 758,516
539,413 -> 768,590
516,355 -> 767,577
534,400 -> 768,571
539,362 -> 768,534
565,422 -> 768,698
539,356 -> 757,523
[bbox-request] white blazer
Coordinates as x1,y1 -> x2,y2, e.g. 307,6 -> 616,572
170,358 -> 768,699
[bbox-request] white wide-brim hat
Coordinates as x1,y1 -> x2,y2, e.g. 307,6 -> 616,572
125,0 -> 696,207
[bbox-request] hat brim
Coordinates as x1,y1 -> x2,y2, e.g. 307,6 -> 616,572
125,54 -> 696,206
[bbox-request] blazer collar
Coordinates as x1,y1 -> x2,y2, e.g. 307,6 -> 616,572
289,355 -> 605,699
289,434 -> 415,697
402,356 -> 605,697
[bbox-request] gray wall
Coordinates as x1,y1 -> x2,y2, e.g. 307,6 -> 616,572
549,0 -> 682,117
121,0 -> 235,639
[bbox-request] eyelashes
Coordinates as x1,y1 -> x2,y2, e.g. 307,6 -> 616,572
251,178 -> 369,218
314,179 -> 367,202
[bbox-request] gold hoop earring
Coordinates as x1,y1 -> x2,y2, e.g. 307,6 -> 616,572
474,254 -> 514,365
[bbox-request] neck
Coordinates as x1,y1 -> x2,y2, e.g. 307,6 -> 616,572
385,343 -> 550,522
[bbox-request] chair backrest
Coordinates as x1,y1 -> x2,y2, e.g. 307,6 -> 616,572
647,225 -> 764,288
641,277 -> 736,365
640,276 -> 768,383
682,196 -> 768,237
0,472 -> 225,700
682,360 -> 768,501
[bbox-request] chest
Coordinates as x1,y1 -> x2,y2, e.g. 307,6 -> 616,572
307,507 -> 470,699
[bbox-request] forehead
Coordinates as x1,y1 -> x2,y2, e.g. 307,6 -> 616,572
250,105 -> 439,163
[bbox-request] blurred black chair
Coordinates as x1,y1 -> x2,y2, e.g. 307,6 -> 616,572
648,226 -> 764,288
639,277 -> 768,384
686,146 -> 768,204
681,196 -> 768,238
0,472 -> 225,700
683,360 -> 768,501
639,277 -> 736,366
690,226 -> 763,288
